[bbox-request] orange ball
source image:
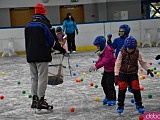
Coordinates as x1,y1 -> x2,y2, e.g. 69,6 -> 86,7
0,96 -> 4,100
140,68 -> 143,72
142,75 -> 146,79
70,107 -> 75,112
90,82 -> 94,86
139,115 -> 144,120
149,62 -> 152,65
140,86 -> 144,91
76,78 -> 81,82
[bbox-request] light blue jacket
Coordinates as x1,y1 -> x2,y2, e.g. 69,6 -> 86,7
62,19 -> 78,34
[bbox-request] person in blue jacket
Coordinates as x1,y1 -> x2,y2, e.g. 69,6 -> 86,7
107,24 -> 133,93
25,3 -> 65,110
62,13 -> 79,53
107,24 -> 131,58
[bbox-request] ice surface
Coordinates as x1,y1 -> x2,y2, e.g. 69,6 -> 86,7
0,47 -> 160,120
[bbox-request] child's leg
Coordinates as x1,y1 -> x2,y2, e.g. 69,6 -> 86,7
101,72 -> 108,99
131,79 -> 143,106
106,72 -> 116,101
118,81 -> 128,106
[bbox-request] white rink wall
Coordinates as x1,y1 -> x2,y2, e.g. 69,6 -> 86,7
0,18 -> 160,53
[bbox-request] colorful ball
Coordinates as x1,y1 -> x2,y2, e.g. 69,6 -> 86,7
139,115 -> 144,120
94,84 -> 98,88
22,90 -> 26,94
131,98 -> 135,103
94,97 -> 99,101
28,94 -> 32,98
148,94 -> 152,99
17,81 -> 21,85
0,96 -> 4,100
90,82 -> 94,86
70,107 -> 75,112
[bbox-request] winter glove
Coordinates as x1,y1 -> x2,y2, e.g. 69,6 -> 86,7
115,75 -> 119,86
147,69 -> 154,77
155,55 -> 160,60
89,66 -> 97,72
53,42 -> 66,54
76,29 -> 79,35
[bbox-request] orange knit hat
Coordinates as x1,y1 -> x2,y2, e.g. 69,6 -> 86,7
34,3 -> 47,15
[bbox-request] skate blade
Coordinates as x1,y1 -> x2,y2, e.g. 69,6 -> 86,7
35,109 -> 53,114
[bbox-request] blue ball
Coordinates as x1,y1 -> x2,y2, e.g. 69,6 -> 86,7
73,72 -> 76,76
131,98 -> 135,103
76,64 -> 78,67
158,61 -> 160,65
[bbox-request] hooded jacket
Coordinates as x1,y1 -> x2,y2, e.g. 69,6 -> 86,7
95,46 -> 116,72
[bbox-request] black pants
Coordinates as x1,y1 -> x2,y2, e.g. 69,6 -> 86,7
66,32 -> 76,52
101,71 -> 116,100
118,73 -> 142,106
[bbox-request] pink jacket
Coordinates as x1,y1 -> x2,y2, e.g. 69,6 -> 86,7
95,46 -> 116,72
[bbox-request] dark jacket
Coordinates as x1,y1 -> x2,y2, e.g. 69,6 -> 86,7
25,14 -> 56,63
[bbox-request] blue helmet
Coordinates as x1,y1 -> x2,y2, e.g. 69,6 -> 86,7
119,24 -> 131,36
93,36 -> 106,51
107,33 -> 112,37
124,36 -> 137,49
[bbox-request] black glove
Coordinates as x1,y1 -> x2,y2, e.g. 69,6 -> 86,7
147,69 -> 154,77
76,29 -> 79,35
115,75 -> 119,86
155,55 -> 160,60
53,42 -> 66,54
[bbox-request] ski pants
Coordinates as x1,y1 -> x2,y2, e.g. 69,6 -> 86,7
29,62 -> 48,98
66,32 -> 76,52
117,73 -> 142,106
101,71 -> 116,100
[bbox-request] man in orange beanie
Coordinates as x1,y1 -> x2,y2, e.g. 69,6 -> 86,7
25,3 -> 65,110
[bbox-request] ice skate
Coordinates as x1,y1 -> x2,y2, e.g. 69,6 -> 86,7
107,100 -> 116,106
117,106 -> 124,114
136,105 -> 145,114
31,95 -> 38,108
36,97 -> 53,110
103,98 -> 108,105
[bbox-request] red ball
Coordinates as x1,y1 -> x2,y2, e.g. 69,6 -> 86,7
70,107 -> 75,112
139,115 -> 144,120
90,82 -> 94,86
0,96 -> 4,100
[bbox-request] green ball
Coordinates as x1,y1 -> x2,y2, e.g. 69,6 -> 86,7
17,81 -> 21,85
154,71 -> 157,74
101,72 -> 104,75
69,66 -> 71,69
150,69 -> 154,72
28,94 -> 32,98
95,84 -> 98,88
153,67 -> 156,70
148,94 -> 152,98
81,78 -> 84,81
22,90 -> 26,94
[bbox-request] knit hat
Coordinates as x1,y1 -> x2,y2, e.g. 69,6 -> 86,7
34,3 -> 47,15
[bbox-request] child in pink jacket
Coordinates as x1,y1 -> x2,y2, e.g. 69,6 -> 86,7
90,36 -> 116,106
56,26 -> 69,53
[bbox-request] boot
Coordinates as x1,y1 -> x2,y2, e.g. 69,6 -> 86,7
36,97 -> 53,109
103,98 -> 108,105
136,105 -> 145,114
31,95 -> 38,108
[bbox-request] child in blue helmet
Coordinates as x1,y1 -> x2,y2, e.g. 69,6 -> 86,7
90,36 -> 116,106
107,24 -> 133,93
115,36 -> 154,114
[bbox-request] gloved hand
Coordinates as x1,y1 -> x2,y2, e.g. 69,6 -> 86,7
147,69 -> 154,77
76,29 -> 79,35
155,55 -> 160,60
115,75 -> 119,86
53,42 -> 66,54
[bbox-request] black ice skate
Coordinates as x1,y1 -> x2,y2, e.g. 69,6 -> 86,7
31,95 -> 38,108
36,97 -> 53,110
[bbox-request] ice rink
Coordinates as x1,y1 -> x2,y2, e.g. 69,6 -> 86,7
0,47 -> 160,120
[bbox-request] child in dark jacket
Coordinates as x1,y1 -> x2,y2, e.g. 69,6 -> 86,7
90,36 -> 116,106
115,36 -> 154,114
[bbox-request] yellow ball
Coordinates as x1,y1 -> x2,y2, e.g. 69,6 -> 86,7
94,97 -> 99,101
1,72 -> 5,75
82,72 -> 86,76
156,73 -> 160,77
139,76 -> 143,79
